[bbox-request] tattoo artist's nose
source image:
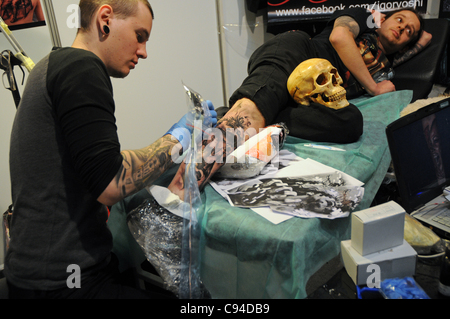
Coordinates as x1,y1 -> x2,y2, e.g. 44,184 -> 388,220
138,44 -> 148,60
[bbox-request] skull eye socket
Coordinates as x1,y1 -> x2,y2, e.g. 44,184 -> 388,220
316,73 -> 328,86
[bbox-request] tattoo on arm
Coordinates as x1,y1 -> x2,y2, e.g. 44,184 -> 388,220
116,135 -> 178,198
174,109 -> 250,193
393,43 -> 424,67
334,16 -> 360,38
198,111 -> 250,189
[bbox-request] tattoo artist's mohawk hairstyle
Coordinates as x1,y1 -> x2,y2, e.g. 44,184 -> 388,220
78,0 -> 154,33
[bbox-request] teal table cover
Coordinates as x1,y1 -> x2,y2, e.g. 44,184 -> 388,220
109,90 -> 413,299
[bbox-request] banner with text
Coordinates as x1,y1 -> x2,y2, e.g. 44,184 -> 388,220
267,0 -> 427,24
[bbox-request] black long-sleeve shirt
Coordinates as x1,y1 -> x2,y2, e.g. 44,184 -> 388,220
6,47 -> 123,290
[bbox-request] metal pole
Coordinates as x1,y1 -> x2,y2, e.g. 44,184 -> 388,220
42,0 -> 61,48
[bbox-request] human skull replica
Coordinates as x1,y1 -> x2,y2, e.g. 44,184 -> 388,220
287,58 -> 349,110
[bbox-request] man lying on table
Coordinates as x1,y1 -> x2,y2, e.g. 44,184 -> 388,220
165,7 -> 430,201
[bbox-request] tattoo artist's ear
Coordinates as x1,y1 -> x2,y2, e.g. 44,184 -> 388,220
97,5 -> 113,34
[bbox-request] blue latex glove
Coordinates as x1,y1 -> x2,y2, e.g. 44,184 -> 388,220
165,100 -> 217,152
207,100 -> 218,127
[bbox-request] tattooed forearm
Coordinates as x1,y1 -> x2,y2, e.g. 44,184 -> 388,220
393,31 -> 432,68
117,135 -> 178,198
168,110 -> 257,199
393,43 -> 423,67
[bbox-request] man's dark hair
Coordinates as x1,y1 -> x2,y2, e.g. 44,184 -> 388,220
383,8 -> 425,47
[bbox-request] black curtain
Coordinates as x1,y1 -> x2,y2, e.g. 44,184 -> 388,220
246,0 -> 267,13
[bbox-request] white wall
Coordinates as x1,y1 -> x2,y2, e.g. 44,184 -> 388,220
218,0 -> 271,101
0,0 -> 225,264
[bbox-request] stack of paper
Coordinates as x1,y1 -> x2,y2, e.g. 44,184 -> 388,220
209,153 -> 364,224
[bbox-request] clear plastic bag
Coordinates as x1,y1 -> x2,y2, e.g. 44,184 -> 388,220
404,213 -> 441,254
127,84 -> 213,298
179,84 -> 208,299
127,196 -> 183,295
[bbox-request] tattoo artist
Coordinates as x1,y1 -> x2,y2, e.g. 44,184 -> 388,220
5,0 -> 216,299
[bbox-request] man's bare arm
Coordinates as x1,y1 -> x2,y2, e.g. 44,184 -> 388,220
330,15 -> 395,96
98,135 -> 179,206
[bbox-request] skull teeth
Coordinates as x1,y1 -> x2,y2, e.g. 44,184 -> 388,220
322,90 -> 346,102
